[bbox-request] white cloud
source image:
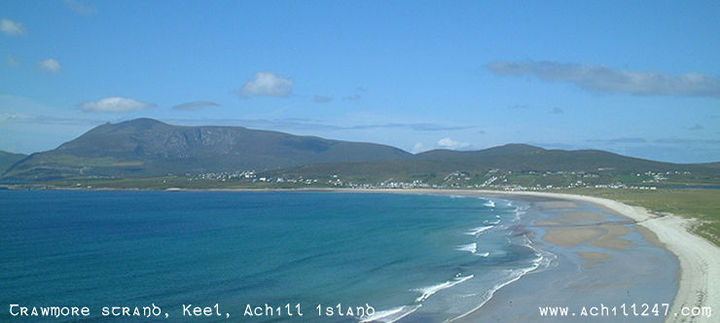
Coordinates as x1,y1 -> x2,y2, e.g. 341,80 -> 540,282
0,112 -> 29,122
64,0 -> 97,15
172,101 -> 220,111
39,58 -> 62,73
411,142 -> 426,153
79,97 -> 155,112
488,61 -> 720,98
240,72 -> 293,98
1,18 -> 25,36
437,137 -> 470,149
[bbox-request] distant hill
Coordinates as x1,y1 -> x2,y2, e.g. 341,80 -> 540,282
3,118 -> 719,182
415,143 -> 545,160
267,143 -> 720,179
2,118 -> 412,180
704,162 -> 720,169
413,144 -> 690,172
0,151 -> 27,174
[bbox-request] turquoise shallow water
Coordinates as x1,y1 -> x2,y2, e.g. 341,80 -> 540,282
0,191 -> 543,322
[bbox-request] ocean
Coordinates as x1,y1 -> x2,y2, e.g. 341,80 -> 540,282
0,190 -> 547,322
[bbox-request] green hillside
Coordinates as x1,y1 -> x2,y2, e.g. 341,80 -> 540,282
263,144 -> 720,187
2,118 -> 411,180
0,151 -> 27,174
3,119 -> 719,188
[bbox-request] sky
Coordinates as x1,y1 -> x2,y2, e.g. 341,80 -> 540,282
1,0 -> 720,163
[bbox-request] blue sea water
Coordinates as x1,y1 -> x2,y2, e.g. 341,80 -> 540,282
0,191 -> 543,322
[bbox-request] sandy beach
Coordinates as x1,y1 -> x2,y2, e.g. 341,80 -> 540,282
399,189 -> 719,322
191,186 -> 718,320
311,188 -> 717,322
491,191 -> 719,323
8,186 -> 717,321
153,187 -> 719,321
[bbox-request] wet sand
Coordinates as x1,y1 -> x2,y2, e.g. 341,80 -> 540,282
543,227 -> 604,247
450,194 -> 677,322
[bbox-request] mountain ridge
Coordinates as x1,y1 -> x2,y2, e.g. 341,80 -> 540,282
3,118 -> 719,181
3,118 -> 412,180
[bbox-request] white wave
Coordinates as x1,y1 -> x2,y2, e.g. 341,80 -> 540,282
513,204 -> 529,220
456,243 -> 477,254
483,200 -> 495,208
413,274 -> 474,302
484,220 -> 501,225
449,195 -> 466,199
359,305 -> 422,323
447,266 -> 538,322
448,236 -> 557,322
477,252 -> 490,257
522,233 -> 558,274
495,215 -> 501,218
466,225 -> 493,236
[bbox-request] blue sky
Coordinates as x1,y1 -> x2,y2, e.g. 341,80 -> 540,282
1,0 -> 719,163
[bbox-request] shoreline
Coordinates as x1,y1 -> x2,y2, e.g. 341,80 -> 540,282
480,190 -> 719,323
375,189 -> 718,323
3,187 -> 716,322
252,187 -> 717,322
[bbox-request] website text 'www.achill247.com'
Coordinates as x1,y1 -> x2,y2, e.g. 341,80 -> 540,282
538,303 -> 712,319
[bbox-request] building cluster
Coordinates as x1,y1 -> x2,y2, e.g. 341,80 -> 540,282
190,171 -> 319,185
185,168 -> 690,191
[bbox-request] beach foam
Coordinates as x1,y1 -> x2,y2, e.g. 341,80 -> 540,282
359,305 -> 422,323
466,225 -> 494,235
414,274 -> 474,302
448,247 -> 553,322
451,203 -> 556,322
362,193 -> 551,322
512,204 -> 528,222
456,242 -> 478,254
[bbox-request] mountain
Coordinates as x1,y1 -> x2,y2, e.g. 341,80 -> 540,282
4,118 -> 719,183
266,144 -> 720,180
0,151 -> 27,174
2,118 -> 412,180
413,144 -> 688,172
